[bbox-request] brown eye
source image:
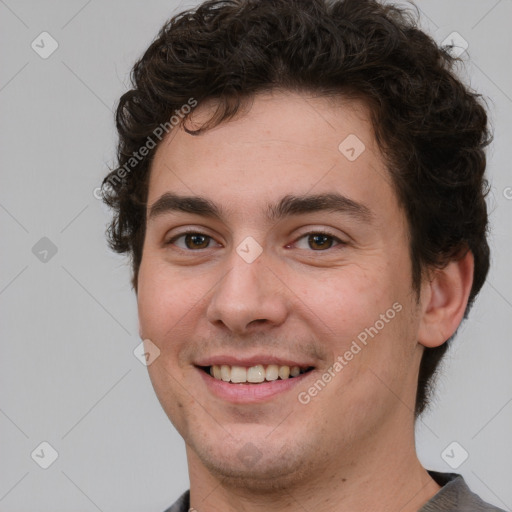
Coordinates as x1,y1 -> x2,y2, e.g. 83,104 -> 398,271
184,233 -> 211,249
307,233 -> 334,250
168,232 -> 216,250
291,231 -> 344,251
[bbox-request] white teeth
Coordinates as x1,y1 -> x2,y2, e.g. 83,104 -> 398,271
278,365 -> 290,379
212,365 -> 222,380
230,366 -> 247,383
220,365 -> 231,382
247,365 -> 265,383
290,366 -> 300,377
208,364 -> 309,383
265,364 -> 279,381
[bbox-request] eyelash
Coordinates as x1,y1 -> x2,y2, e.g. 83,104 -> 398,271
166,230 -> 345,251
291,230 -> 345,250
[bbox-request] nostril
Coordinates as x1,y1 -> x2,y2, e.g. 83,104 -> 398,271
249,319 -> 267,326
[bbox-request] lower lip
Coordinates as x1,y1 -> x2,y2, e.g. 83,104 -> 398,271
197,368 -> 313,404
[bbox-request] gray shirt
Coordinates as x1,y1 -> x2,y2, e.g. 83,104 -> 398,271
163,471 -> 506,512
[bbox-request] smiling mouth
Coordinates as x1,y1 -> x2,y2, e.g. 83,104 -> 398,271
199,364 -> 314,384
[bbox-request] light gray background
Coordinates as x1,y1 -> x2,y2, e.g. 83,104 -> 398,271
0,1 -> 511,511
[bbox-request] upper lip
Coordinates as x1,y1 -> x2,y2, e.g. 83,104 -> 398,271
194,355 -> 315,368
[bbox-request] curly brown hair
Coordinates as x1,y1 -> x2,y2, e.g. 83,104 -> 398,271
102,0 -> 491,417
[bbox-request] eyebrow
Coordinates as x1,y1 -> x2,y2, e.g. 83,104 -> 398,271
148,192 -> 373,223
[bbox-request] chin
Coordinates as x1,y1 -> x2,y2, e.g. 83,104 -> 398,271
190,438 -> 314,491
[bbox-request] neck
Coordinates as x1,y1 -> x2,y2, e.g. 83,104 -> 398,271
186,410 -> 441,512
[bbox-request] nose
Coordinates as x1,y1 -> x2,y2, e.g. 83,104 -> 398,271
206,247 -> 289,334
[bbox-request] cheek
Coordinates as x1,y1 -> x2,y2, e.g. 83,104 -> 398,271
303,259 -> 415,386
302,263 -> 392,341
137,257 -> 185,341
137,255 -> 216,362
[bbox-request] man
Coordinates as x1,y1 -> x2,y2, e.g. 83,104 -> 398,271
102,0 -> 502,510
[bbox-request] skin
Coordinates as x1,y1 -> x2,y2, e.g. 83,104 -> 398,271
137,90 -> 474,512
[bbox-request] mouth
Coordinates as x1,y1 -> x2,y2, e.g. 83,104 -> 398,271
198,364 -> 315,384
195,361 -> 316,403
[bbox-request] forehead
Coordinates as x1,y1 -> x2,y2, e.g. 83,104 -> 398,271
147,91 -> 398,222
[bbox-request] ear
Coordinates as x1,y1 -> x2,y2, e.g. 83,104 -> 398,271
417,250 -> 474,348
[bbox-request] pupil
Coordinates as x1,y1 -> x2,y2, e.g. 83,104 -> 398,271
186,234 -> 208,249
309,234 -> 331,250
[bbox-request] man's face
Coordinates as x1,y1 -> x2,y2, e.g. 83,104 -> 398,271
137,91 -> 425,487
